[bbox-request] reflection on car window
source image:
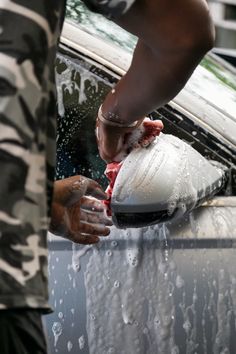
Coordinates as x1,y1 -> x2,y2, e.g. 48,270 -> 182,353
66,0 -> 137,52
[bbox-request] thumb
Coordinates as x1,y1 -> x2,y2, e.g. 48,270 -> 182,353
96,122 -> 124,162
85,178 -> 108,200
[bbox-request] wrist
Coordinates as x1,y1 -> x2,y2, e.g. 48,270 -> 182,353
98,105 -> 139,128
100,87 -> 145,127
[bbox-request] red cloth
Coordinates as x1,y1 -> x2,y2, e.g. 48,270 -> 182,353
103,119 -> 163,215
104,162 -> 122,216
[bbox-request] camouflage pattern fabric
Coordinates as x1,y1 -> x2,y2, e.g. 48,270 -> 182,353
0,0 -> 136,312
82,0 -> 136,18
0,0 -> 66,312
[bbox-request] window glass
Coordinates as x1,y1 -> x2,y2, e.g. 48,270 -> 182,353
66,0 -> 137,52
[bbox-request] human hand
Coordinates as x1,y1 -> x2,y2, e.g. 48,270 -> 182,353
50,176 -> 112,244
96,114 -> 164,162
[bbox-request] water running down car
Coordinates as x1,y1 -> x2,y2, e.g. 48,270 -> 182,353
45,16 -> 236,354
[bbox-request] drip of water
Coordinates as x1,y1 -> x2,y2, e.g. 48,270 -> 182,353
72,243 -> 92,272
78,335 -> 85,350
67,341 -> 73,352
52,322 -> 62,347
56,56 -> 104,117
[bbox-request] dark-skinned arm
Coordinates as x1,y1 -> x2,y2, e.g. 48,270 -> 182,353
97,0 -> 215,161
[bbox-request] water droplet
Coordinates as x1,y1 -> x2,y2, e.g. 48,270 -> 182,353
176,275 -> 184,288
78,335 -> 85,350
183,320 -> 191,332
58,312 -> 63,319
114,280 -> 120,288
171,346 -> 180,354
52,322 -> 62,347
67,340 -> 73,352
143,327 -> 148,334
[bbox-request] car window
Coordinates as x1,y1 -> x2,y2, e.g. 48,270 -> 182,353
64,0 -> 236,145
66,0 -> 137,52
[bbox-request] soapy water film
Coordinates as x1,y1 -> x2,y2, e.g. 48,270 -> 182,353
46,54 -> 236,353
48,220 -> 236,354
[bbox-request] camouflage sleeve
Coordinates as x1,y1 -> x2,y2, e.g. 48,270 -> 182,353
0,0 -> 66,311
82,0 -> 136,18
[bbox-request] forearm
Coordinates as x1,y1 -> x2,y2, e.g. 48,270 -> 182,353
101,0 -> 215,124
102,38 -> 210,124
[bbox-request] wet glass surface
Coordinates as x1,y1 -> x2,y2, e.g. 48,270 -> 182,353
54,51 -> 112,185
66,0 -> 137,52
64,0 -> 236,147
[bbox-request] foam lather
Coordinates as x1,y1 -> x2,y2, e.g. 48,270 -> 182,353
111,133 -> 225,228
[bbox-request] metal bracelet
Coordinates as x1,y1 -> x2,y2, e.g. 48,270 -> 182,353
97,105 -> 138,128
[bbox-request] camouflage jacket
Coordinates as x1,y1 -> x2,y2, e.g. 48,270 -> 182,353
0,0 -> 135,311
0,0 -> 66,312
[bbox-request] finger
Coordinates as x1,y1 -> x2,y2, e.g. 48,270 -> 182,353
80,209 -> 113,226
139,135 -> 157,147
80,196 -> 105,212
136,119 -> 163,147
96,119 -> 125,162
143,119 -> 163,130
97,119 -> 142,162
86,179 -> 108,200
69,233 -> 100,245
79,221 -> 111,236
